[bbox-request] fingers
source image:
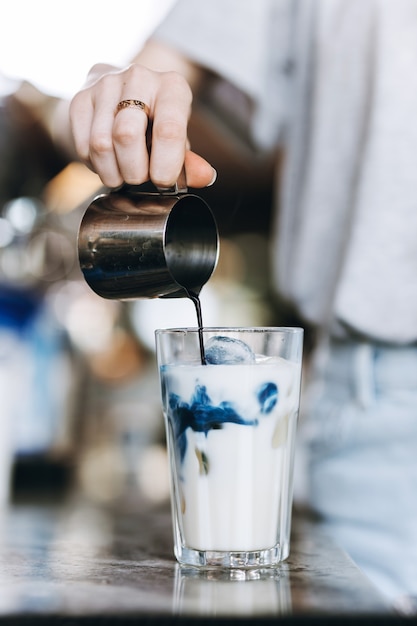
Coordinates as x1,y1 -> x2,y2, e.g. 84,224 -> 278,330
71,65 -> 151,188
70,63 -> 216,190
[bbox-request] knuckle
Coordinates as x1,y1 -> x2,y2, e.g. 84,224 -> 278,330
113,122 -> 140,146
90,131 -> 113,156
97,72 -> 120,92
121,63 -> 155,90
163,71 -> 192,101
153,119 -> 185,143
86,63 -> 110,84
126,62 -> 150,79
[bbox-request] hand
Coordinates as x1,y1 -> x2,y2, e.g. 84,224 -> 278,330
69,63 -> 216,189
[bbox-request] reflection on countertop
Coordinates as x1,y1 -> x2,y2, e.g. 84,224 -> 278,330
173,565 -> 290,616
0,493 -> 395,623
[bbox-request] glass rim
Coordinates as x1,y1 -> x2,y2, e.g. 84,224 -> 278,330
155,326 -> 304,335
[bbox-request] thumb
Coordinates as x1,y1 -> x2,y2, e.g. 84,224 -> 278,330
184,150 -> 217,188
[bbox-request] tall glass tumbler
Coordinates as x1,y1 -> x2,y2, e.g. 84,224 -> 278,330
155,327 -> 303,568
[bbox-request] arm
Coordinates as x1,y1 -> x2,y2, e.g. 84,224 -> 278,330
69,38 -> 216,189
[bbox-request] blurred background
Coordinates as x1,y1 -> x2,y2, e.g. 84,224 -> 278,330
0,1 -> 292,509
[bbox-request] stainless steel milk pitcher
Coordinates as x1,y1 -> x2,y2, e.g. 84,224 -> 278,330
78,171 -> 219,300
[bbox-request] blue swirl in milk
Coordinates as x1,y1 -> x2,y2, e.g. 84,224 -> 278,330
167,381 -> 279,463
257,382 -> 278,414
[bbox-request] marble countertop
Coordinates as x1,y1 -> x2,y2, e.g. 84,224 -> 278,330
0,494 -> 395,623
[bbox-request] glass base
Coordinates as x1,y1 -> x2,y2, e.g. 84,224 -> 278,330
175,544 -> 283,569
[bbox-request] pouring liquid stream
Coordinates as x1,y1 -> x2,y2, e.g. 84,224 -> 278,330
184,289 -> 207,365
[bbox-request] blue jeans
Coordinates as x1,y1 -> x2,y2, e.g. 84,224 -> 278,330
301,337 -> 417,611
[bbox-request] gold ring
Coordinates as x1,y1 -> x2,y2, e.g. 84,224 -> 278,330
116,99 -> 150,116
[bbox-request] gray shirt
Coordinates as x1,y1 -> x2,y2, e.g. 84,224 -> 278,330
154,0 -> 417,344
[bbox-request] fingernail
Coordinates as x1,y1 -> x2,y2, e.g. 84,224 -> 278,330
207,168 -> 217,187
